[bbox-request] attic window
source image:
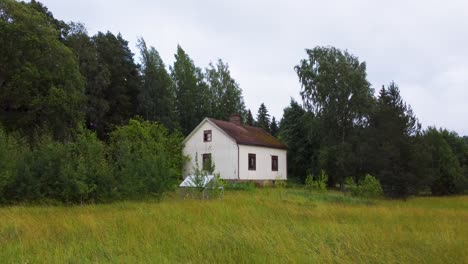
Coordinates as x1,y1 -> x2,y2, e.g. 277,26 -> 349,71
271,156 -> 278,171
203,130 -> 212,142
248,154 -> 256,171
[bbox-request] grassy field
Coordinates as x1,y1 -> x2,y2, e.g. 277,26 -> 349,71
0,188 -> 467,263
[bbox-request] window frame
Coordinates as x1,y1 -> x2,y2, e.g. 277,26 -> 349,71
271,155 -> 278,171
248,153 -> 256,171
203,130 -> 212,142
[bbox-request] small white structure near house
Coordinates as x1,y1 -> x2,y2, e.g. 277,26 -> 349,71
183,115 -> 287,182
179,175 -> 215,187
179,175 -> 224,199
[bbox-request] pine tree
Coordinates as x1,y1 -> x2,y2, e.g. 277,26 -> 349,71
270,117 -> 279,137
91,32 -> 141,138
256,103 -> 271,132
137,38 -> 177,130
369,82 -> 425,197
245,110 -> 255,126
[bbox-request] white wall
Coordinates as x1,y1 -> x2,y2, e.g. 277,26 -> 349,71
183,121 -> 239,179
238,145 -> 287,180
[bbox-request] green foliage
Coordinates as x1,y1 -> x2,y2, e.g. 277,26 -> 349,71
137,38 -> 178,131
171,45 -> 209,135
305,170 -> 328,192
346,174 -> 383,198
206,173 -> 225,199
205,59 -> 246,121
270,117 -> 279,137
279,99 -> 318,182
0,126 -> 25,201
190,154 -> 211,192
422,127 -> 467,195
5,129 -> 111,203
0,0 -> 85,141
90,32 -> 141,138
109,119 -> 185,199
245,109 -> 255,126
256,103 -> 271,132
295,46 -> 374,187
63,129 -> 113,202
369,83 -> 426,198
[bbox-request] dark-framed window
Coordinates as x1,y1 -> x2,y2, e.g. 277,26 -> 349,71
203,130 -> 212,142
248,153 -> 256,171
271,155 -> 278,171
202,153 -> 212,171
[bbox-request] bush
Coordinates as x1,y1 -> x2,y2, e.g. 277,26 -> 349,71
0,120 -> 186,204
109,119 -> 185,199
6,129 -> 112,203
0,127 -> 26,202
305,170 -> 328,192
63,129 -> 113,203
346,174 -> 383,198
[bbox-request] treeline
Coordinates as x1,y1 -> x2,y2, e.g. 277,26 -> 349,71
0,0 -> 277,203
0,0 -> 264,141
280,47 -> 468,198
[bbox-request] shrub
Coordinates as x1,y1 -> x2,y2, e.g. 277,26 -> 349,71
0,127 -> 26,202
109,119 -> 185,199
63,129 -> 112,203
8,137 -> 68,202
346,174 -> 383,198
305,170 -> 328,192
6,129 -> 112,203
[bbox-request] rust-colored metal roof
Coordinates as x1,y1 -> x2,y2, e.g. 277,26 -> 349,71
208,118 -> 287,150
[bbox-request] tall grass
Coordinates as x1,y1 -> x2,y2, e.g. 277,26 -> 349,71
0,189 -> 466,263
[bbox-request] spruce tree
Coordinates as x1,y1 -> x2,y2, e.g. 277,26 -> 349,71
137,38 -> 177,130
270,117 -> 279,137
245,110 -> 255,126
256,103 -> 271,132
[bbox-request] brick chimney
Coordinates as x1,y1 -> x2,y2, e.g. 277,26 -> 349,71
229,114 -> 242,126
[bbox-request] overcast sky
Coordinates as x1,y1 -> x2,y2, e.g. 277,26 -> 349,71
39,0 -> 468,135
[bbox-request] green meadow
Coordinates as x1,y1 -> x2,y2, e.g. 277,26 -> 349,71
1,188 -> 467,263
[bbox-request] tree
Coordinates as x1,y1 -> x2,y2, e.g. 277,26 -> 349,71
270,117 -> 279,137
205,59 -> 246,121
0,0 -> 85,141
28,0 -> 70,40
369,83 -> 428,197
295,46 -> 374,187
423,128 -> 467,195
279,99 -> 319,182
256,103 -> 271,132
91,32 -> 141,138
245,110 -> 255,126
64,23 -> 111,139
171,45 -> 209,135
137,38 -> 178,130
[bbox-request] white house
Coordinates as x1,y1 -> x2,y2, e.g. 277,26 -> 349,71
183,115 -> 287,182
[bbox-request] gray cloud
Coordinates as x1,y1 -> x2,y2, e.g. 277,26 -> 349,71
40,0 -> 468,135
